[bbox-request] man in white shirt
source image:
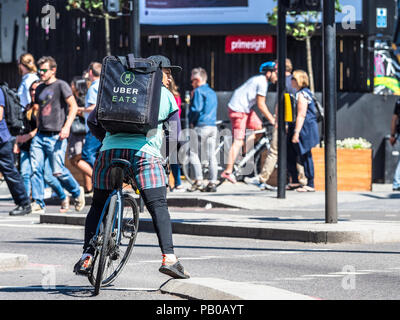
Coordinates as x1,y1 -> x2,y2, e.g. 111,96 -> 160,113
221,61 -> 277,184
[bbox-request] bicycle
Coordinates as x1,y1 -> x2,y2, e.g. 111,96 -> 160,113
179,121 -> 273,187
87,158 -> 140,296
179,120 -> 229,187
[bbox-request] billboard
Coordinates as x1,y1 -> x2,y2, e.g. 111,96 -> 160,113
140,0 -> 363,25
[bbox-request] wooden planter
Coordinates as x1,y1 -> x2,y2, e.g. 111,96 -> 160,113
311,147 -> 372,191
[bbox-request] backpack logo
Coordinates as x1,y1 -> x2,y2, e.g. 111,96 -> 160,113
120,71 -> 135,85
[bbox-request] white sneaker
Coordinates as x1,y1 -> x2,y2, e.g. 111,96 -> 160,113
31,202 -> 45,214
73,186 -> 85,212
261,183 -> 278,191
244,176 -> 261,186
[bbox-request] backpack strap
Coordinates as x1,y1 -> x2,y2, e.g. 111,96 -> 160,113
116,55 -> 159,74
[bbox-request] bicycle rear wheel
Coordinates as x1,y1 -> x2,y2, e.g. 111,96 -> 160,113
90,192 -> 139,294
179,146 -> 196,185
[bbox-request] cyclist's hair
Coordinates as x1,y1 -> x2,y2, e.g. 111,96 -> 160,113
191,67 -> 207,82
168,75 -> 180,97
292,70 -> 309,89
37,56 -> 57,69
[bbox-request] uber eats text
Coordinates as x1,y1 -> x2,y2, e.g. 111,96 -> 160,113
112,87 -> 138,104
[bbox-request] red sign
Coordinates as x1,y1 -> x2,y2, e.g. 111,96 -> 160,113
225,35 -> 276,54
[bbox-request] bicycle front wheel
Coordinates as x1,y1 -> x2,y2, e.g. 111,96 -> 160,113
93,193 -> 117,295
90,193 -> 139,293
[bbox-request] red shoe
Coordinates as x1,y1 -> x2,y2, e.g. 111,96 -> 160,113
221,171 -> 237,184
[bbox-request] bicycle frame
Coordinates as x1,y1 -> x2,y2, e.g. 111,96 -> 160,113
91,188 -> 123,249
232,128 -> 271,175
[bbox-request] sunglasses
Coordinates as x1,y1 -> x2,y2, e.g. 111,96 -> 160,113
39,68 -> 51,73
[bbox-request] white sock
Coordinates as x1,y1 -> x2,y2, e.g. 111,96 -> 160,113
163,254 -> 177,263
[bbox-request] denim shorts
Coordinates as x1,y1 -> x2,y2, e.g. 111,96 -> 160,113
93,149 -> 167,191
82,131 -> 102,166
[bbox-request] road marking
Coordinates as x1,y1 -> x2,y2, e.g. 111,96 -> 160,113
0,223 -> 83,229
0,285 -> 158,292
302,274 -> 344,278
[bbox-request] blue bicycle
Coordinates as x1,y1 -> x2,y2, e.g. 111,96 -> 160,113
87,158 -> 140,296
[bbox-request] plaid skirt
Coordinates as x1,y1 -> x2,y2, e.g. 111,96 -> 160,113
93,149 -> 167,191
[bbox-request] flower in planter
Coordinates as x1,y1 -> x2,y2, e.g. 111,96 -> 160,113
321,138 -> 372,150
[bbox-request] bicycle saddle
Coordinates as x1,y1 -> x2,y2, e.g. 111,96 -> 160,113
111,158 -> 132,169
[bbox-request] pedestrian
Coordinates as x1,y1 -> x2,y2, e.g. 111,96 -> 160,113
390,98 -> 400,191
186,67 -> 218,192
14,80 -> 68,212
76,62 -> 102,176
168,75 -> 185,192
30,56 -> 85,213
0,86 -> 31,216
221,61 -> 277,184
74,55 -> 190,280
287,70 -> 319,192
68,76 -> 92,194
17,53 -> 40,111
244,58 -> 305,190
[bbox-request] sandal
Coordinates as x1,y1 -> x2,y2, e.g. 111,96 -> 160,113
296,186 -> 315,192
286,183 -> 302,190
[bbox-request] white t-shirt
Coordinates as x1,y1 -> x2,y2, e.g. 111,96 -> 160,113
228,74 -> 268,114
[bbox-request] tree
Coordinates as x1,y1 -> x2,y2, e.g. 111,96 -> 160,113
267,0 -> 341,92
66,0 -> 129,56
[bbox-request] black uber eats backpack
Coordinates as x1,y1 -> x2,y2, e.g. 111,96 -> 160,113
95,54 -> 163,135
0,83 -> 24,136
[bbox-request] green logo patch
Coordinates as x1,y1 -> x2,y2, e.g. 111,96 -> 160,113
120,71 -> 135,85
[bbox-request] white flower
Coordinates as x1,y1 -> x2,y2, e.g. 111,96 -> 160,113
320,138 -> 371,149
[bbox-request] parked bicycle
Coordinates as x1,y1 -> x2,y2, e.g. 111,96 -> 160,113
86,158 -> 140,296
179,121 -> 273,188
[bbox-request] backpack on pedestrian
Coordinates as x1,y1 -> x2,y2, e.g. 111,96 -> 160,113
0,83 -> 24,136
93,53 -> 163,135
311,93 -> 324,123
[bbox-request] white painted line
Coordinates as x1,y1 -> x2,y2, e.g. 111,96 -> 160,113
0,224 -> 83,229
0,285 -> 158,292
302,274 -> 344,278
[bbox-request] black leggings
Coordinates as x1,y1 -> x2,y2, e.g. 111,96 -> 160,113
83,186 -> 174,255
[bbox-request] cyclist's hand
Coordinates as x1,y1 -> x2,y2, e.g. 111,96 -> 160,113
269,117 -> 276,127
390,136 -> 397,146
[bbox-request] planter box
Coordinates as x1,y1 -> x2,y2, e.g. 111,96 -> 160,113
311,147 -> 372,191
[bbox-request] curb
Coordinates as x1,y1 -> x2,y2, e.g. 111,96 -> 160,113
159,278 -> 316,300
0,253 -> 28,270
39,213 -> 400,244
44,196 -> 239,209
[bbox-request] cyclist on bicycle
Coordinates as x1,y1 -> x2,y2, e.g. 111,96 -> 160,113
74,55 -> 190,280
221,61 -> 278,183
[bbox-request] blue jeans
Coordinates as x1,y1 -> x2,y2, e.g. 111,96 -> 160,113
20,150 -> 66,200
393,159 -> 400,189
30,133 -> 81,208
0,140 -> 30,206
81,131 -> 101,167
170,164 -> 182,186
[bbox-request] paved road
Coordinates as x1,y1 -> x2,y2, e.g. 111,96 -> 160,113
1,209 -> 400,300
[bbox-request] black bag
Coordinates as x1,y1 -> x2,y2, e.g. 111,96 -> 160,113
96,54 -> 163,135
0,83 -> 24,136
70,116 -> 86,135
311,93 -> 324,123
